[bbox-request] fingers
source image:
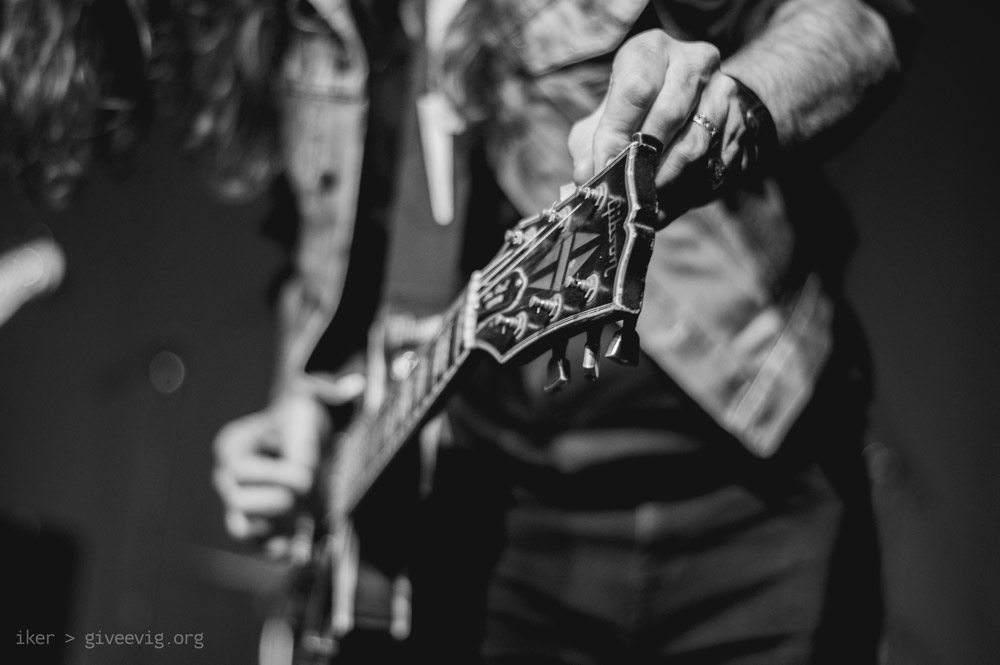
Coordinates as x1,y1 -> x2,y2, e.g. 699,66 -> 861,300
222,483 -> 298,516
716,75 -> 749,168
636,40 -> 718,146
652,73 -> 751,221
213,461 -> 304,542
572,31 -> 723,180
569,103 -> 603,183
224,509 -> 266,541
275,392 -> 327,467
213,410 -> 278,460
223,513 -> 293,553
219,455 -> 314,494
212,401 -> 325,543
589,32 -> 670,173
654,71 -> 734,187
263,536 -> 292,560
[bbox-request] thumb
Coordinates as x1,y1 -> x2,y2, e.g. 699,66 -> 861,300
275,393 -> 327,468
568,102 -> 604,184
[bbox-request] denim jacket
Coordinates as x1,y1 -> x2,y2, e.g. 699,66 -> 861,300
271,0 -> 369,402
278,0 -> 890,457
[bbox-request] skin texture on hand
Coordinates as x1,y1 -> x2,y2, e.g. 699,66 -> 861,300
212,392 -> 329,548
569,30 -> 734,189
567,0 -> 900,217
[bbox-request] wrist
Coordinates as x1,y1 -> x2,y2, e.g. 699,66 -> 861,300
727,74 -> 779,173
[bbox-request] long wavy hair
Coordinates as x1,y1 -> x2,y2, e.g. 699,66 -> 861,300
438,0 -> 526,136
1,1 -> 522,208
0,0 -> 159,209
173,0 -> 289,202
175,0 -> 528,199
175,0 -> 523,202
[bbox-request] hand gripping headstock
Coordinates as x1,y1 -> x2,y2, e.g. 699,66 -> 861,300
470,133 -> 662,392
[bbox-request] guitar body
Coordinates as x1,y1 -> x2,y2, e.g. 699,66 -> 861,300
260,134 -> 663,665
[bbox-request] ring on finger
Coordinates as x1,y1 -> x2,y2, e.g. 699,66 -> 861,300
691,113 -> 719,140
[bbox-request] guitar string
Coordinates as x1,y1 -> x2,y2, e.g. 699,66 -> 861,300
327,148 -> 654,514
335,196 -> 598,509
336,201 -> 583,504
476,201 -> 586,293
359,195 -> 589,453
476,197 -> 585,286
342,287 -> 470,496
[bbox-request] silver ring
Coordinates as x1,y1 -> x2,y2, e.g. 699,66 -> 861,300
691,113 -> 718,139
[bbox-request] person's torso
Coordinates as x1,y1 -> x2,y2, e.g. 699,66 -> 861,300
282,0 -> 862,457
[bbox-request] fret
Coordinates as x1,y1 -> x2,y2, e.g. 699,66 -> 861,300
389,395 -> 404,440
329,136 -> 661,517
341,302 -> 466,513
379,404 -> 394,456
414,357 -> 430,409
408,335 -> 433,415
286,138 -> 663,664
451,318 -> 462,369
448,307 -> 461,367
399,372 -> 413,427
364,417 -> 381,472
431,323 -> 450,382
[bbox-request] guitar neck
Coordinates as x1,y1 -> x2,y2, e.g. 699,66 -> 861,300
332,278 -> 480,515
328,133 -> 663,520
273,135 -> 662,665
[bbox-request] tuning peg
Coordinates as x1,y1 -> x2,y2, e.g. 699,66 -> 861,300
504,228 -> 525,246
544,339 -> 571,393
529,294 -> 563,321
564,273 -> 599,303
582,326 -> 602,381
606,318 -> 640,366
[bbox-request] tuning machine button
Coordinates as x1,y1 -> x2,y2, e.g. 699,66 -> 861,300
606,317 -> 640,366
504,229 -> 525,246
529,293 -> 563,321
582,326 -> 602,381
564,273 -> 600,303
544,338 -> 571,393
492,312 -> 528,340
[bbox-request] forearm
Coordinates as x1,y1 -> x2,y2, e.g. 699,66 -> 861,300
723,0 -> 902,149
271,276 -> 323,399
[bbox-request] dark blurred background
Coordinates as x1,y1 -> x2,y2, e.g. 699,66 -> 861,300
1,2 -> 996,664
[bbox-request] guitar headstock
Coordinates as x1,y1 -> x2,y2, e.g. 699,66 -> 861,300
470,133 -> 661,391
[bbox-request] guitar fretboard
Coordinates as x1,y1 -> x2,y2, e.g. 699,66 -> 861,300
332,279 -> 478,514
326,134 -> 662,520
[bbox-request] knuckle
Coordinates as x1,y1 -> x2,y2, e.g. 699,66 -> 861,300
568,123 -> 587,157
671,139 -> 704,167
615,71 -> 659,113
593,134 -> 624,161
662,135 -> 707,176
660,102 -> 691,128
224,510 -> 252,539
213,425 -> 236,456
297,471 -> 317,494
211,469 -> 229,496
268,490 -> 295,514
694,42 -> 721,70
232,524 -> 258,542
281,490 -> 297,510
625,28 -> 671,56
717,73 -> 738,99
644,101 -> 691,139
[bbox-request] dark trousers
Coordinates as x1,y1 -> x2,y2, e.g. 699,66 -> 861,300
482,454 -> 878,664
403,314 -> 882,665
402,420 -> 881,665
